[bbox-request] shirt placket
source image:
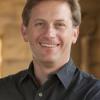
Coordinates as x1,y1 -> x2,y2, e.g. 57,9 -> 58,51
34,88 -> 44,100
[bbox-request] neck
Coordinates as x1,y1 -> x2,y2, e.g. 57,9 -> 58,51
33,57 -> 70,85
33,62 -> 59,85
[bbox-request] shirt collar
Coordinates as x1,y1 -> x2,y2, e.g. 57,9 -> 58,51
56,58 -> 76,89
19,58 -> 76,89
19,62 -> 34,84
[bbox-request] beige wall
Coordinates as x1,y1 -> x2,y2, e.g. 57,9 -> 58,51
0,0 -> 100,78
0,0 -> 32,77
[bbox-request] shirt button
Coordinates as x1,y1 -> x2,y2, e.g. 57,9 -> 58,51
38,92 -> 43,97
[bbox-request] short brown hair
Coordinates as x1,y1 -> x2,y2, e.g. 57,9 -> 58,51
22,0 -> 81,27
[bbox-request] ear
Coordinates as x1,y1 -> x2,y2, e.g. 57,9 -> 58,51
72,26 -> 79,44
21,23 -> 28,42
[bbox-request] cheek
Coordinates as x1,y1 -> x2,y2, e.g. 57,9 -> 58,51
60,31 -> 74,46
27,29 -> 38,41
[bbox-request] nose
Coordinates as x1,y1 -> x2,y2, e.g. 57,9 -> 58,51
44,25 -> 56,38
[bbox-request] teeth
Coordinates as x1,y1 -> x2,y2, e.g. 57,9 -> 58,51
40,43 -> 57,48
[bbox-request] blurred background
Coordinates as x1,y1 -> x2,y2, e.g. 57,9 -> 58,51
0,0 -> 100,78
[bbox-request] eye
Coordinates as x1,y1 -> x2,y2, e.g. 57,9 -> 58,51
34,22 -> 44,27
55,23 -> 66,29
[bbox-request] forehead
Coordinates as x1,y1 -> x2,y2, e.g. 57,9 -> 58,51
30,1 -> 72,21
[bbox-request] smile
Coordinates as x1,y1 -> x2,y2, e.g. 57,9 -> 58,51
40,43 -> 59,48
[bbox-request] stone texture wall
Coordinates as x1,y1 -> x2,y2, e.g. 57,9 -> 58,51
0,0 -> 100,78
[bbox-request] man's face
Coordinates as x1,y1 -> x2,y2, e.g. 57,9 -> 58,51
21,1 -> 79,65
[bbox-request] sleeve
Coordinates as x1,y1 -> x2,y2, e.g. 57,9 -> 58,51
85,81 -> 100,100
90,90 -> 100,100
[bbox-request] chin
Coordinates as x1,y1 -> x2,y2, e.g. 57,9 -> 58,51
41,57 -> 57,63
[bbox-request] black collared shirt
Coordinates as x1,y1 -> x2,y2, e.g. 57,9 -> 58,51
0,59 -> 100,100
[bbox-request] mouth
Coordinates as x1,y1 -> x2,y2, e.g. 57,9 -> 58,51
39,42 -> 60,48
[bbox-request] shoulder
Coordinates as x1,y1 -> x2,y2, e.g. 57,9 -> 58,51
0,69 -> 28,99
84,80 -> 100,100
78,69 -> 100,88
0,69 -> 28,91
77,69 -> 100,100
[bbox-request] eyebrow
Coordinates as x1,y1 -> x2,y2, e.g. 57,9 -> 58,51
34,19 -> 66,23
55,19 -> 65,22
34,18 -> 45,22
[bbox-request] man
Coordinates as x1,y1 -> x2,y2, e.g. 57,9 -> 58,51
0,0 -> 100,100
